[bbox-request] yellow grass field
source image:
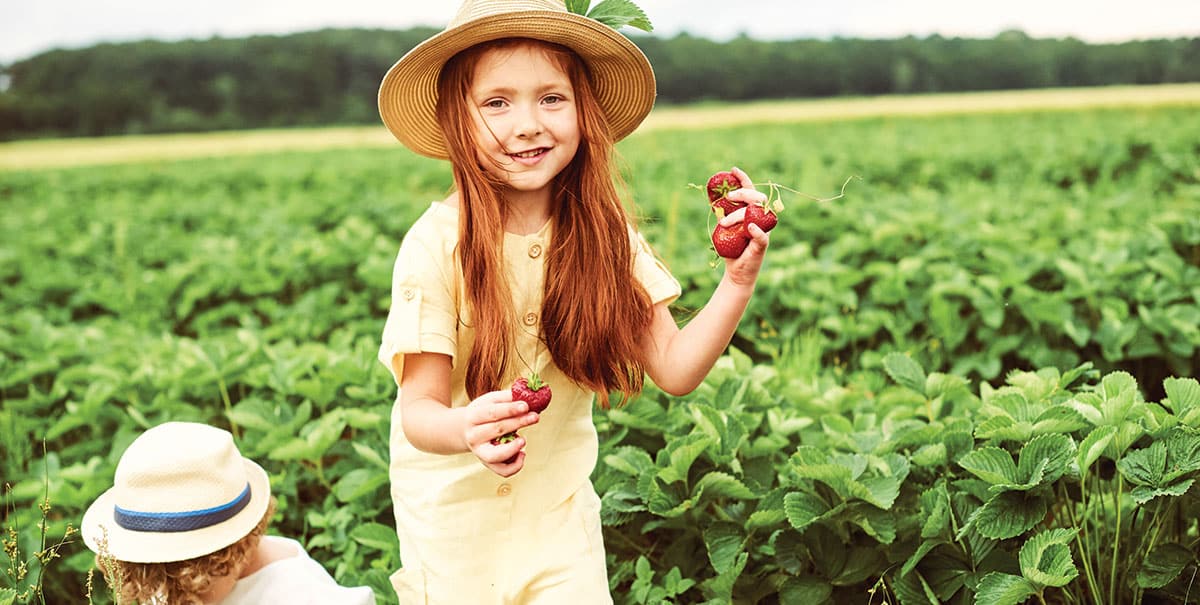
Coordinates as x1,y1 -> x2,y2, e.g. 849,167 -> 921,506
2,83 -> 1199,172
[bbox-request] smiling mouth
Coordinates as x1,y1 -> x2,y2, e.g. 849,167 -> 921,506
509,148 -> 549,159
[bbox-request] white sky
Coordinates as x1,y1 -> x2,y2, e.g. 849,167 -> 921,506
3,0 -> 1198,64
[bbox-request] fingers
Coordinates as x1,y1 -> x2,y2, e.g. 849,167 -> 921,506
470,399 -> 528,424
718,207 -> 747,227
725,187 -> 768,205
488,450 -> 525,477
467,410 -> 539,447
745,222 -> 771,251
483,434 -> 525,462
731,166 -> 754,189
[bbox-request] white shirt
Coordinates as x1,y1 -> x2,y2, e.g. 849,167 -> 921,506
221,536 -> 377,605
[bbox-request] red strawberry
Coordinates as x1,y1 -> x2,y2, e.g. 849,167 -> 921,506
511,374 -> 552,413
711,223 -> 750,258
490,374 -> 552,463
745,203 -> 778,233
706,170 -> 744,216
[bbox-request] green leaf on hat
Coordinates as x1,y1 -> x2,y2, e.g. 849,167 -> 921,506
568,0 -> 654,32
564,0 -> 591,15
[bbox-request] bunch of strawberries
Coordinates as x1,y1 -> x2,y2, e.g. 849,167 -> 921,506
705,170 -> 781,258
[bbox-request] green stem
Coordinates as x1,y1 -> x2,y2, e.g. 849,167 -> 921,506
944,479 -> 971,563
1109,475 -> 1123,605
1133,499 -> 1173,604
1063,483 -> 1102,605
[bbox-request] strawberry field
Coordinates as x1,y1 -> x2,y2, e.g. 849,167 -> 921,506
3,101 -> 1200,604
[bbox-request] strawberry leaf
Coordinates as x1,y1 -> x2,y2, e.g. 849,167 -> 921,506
964,491 -> 1048,540
1163,377 -> 1200,422
1137,543 -> 1195,589
957,446 -> 1019,486
1018,528 -> 1079,587
974,572 -> 1037,605
564,0 -> 592,15
585,0 -> 653,32
703,522 -> 745,574
1076,425 -> 1117,475
883,352 -> 926,395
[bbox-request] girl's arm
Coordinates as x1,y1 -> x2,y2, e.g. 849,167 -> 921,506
395,352 -> 540,477
640,167 -> 769,396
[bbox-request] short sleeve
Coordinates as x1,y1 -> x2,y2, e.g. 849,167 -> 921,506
377,230 -> 458,386
631,228 -> 681,305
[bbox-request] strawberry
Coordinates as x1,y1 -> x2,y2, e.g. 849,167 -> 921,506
711,223 -> 750,258
489,374 -> 552,463
511,374 -> 552,413
744,202 -> 778,233
706,170 -> 744,216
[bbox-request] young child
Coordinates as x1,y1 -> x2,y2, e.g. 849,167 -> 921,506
375,0 -> 770,602
81,421 -> 376,605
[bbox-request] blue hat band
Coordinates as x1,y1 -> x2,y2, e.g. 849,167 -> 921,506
114,483 -> 252,533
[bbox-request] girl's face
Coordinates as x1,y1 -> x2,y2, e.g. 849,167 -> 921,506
468,43 -> 581,202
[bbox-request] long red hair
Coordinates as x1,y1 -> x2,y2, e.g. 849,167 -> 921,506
435,38 -> 654,406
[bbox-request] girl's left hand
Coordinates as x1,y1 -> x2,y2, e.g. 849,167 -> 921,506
717,166 -> 770,286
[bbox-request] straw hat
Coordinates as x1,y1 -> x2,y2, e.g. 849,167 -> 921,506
81,422 -> 271,564
378,0 -> 656,159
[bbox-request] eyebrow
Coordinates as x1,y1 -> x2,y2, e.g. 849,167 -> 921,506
474,82 -> 571,98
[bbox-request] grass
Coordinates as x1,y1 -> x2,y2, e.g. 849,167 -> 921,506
2,83 -> 1199,171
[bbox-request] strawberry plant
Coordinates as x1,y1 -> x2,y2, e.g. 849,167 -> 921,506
2,104 -> 1198,603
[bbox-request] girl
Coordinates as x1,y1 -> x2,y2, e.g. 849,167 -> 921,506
376,0 -> 769,602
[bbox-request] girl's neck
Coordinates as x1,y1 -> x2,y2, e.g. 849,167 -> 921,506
503,186 -> 552,235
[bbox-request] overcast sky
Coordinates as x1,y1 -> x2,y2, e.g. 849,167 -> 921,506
4,0 -> 1198,64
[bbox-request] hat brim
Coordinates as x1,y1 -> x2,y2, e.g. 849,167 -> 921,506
81,459 -> 271,564
378,10 -> 656,159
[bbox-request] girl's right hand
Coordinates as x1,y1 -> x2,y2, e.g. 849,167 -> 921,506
461,390 -> 540,477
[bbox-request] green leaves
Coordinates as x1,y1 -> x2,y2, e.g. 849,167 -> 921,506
884,352 -> 927,394
1116,427 -> 1200,504
789,447 -> 910,511
974,572 -> 1037,605
1162,377 -> 1200,427
958,434 -> 1075,494
564,0 -> 653,32
974,529 -> 1079,605
1137,543 -> 1196,589
956,435 -> 1074,539
1018,528 -> 1079,587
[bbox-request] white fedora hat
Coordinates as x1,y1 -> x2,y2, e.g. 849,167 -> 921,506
378,0 -> 656,160
81,422 -> 271,564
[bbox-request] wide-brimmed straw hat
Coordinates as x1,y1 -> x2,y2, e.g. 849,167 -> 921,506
378,0 -> 656,159
81,422 -> 271,564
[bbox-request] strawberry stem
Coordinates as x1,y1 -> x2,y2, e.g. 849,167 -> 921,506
527,372 -> 545,391
763,175 -> 859,204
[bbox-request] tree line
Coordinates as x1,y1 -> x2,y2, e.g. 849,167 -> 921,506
1,28 -> 1198,140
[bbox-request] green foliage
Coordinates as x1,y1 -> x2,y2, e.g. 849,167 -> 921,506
2,106 -> 1200,603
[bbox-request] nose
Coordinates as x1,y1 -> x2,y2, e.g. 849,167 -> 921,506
514,104 -> 544,139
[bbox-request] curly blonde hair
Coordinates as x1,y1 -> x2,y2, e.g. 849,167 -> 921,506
100,497 -> 277,605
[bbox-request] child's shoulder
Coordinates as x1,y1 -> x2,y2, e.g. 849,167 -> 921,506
402,197 -> 460,249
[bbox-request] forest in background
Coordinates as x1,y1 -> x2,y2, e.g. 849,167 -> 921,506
1,27 -> 1198,140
